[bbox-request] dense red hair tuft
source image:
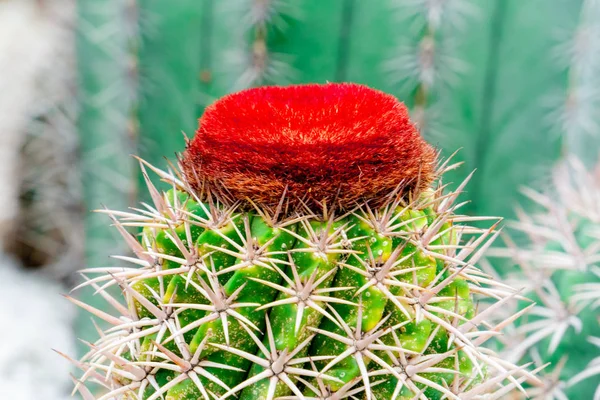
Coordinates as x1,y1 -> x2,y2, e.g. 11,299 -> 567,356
183,83 -> 436,210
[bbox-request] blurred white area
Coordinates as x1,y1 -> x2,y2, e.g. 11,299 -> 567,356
0,0 -> 77,398
0,0 -> 82,275
0,254 -> 75,400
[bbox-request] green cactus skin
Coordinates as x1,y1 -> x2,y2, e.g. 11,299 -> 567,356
238,219 -> 347,400
67,159 -> 536,400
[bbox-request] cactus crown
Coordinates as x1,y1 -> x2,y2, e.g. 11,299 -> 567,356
67,84 -> 534,400
183,83 -> 436,211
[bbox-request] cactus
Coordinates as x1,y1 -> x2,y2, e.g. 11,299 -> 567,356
490,158 -> 600,399
67,83 -> 535,399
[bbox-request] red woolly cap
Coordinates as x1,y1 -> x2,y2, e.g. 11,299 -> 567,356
183,83 -> 436,210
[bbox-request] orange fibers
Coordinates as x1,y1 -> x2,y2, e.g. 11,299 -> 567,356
183,83 -> 436,210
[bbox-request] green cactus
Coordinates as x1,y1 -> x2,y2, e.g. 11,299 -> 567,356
66,83 -> 535,399
491,158 -> 600,399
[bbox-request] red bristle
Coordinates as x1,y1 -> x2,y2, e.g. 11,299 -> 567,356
183,83 -> 436,210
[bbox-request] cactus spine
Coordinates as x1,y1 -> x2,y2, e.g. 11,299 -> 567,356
67,83 -> 534,399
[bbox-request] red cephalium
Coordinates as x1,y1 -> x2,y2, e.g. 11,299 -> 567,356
183,83 -> 436,211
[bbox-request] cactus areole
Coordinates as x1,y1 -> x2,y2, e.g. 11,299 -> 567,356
70,83 -> 534,400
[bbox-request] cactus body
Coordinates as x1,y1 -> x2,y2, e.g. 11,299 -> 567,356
69,84 -> 534,399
